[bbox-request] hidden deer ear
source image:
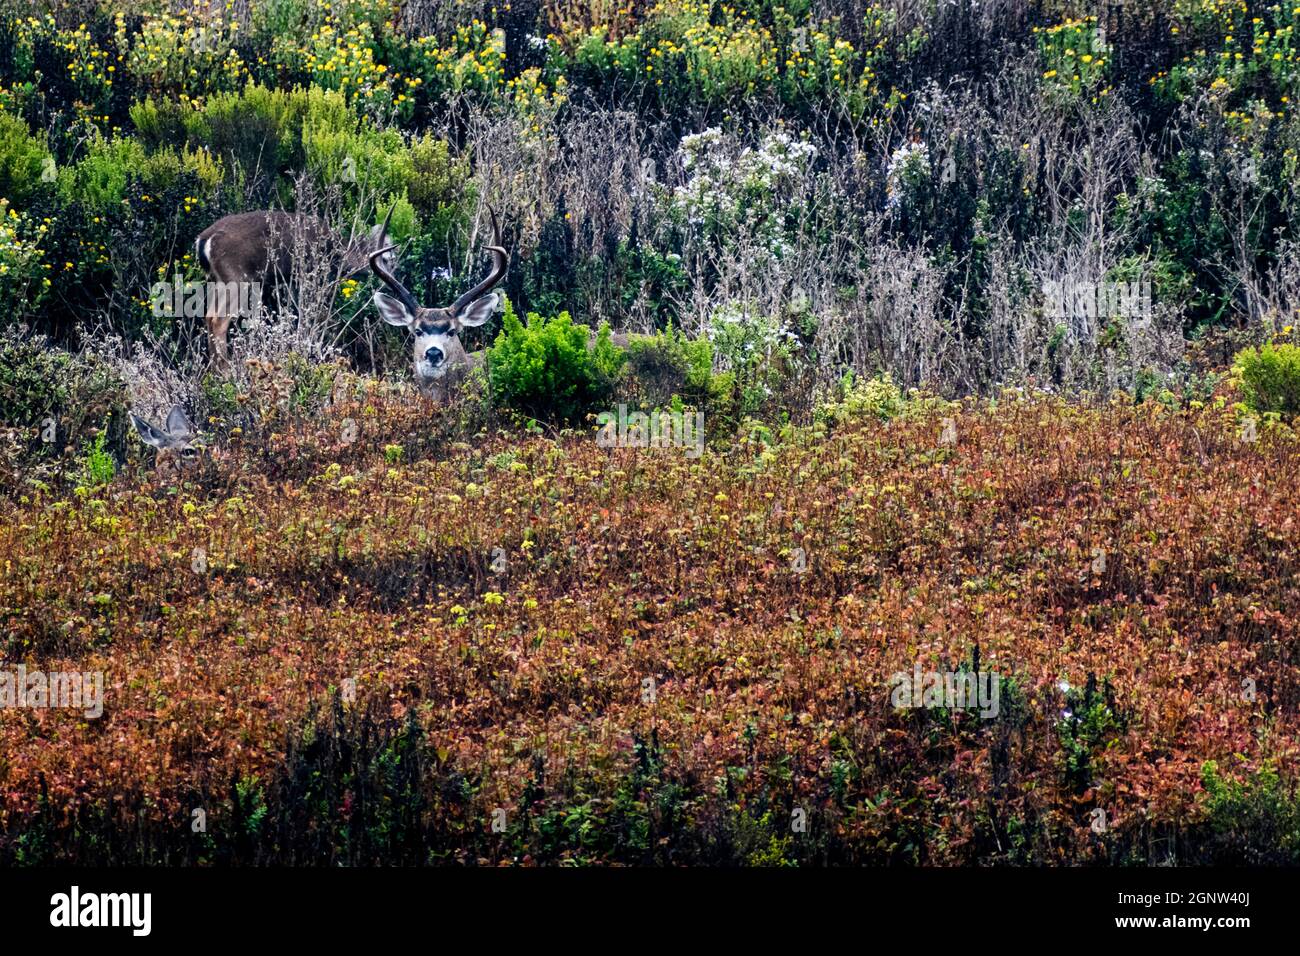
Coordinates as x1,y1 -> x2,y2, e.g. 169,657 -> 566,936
131,414 -> 171,449
373,290 -> 415,327
164,405 -> 193,439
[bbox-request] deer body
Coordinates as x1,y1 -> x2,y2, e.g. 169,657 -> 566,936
196,209 -> 395,367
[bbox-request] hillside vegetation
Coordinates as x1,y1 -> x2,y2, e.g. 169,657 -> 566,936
2,0 -> 1300,864
2,388 -> 1299,864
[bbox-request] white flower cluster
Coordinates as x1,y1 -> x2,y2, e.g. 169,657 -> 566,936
669,127 -> 818,261
885,139 -> 931,209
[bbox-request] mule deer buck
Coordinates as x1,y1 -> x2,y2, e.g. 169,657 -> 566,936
195,206 -> 398,368
371,208 -> 632,400
369,206 -> 509,401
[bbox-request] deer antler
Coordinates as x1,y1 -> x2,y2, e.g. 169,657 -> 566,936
368,243 -> 421,315
450,205 -> 508,317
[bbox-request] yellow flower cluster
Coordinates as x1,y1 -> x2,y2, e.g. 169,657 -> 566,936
561,1 -> 890,111
1153,1 -> 1300,104
408,21 -> 507,97
14,15 -> 114,118
0,200 -> 50,296
1035,16 -> 1110,101
126,11 -> 248,94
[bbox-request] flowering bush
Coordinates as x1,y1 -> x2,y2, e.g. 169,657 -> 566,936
668,126 -> 817,264
0,199 -> 48,326
1036,16 -> 1111,102
124,9 -> 249,96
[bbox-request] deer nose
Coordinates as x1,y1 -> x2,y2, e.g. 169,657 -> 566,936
424,345 -> 444,366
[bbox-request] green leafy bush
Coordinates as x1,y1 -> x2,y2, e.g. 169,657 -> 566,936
56,137 -> 148,210
624,326 -> 719,407
403,132 -> 473,246
1056,674 -> 1124,795
488,300 -> 624,423
0,108 -> 51,207
1235,342 -> 1300,419
1199,761 -> 1300,864
813,371 -> 905,426
0,331 -> 129,461
132,85 -> 302,201
76,432 -> 115,489
58,136 -> 223,212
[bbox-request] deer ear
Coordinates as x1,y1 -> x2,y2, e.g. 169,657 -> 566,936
373,291 -> 414,327
456,292 -> 500,328
165,405 -> 193,439
131,414 -> 170,450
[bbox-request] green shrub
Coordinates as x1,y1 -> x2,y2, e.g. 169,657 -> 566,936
76,432 -> 115,488
1056,674 -> 1124,795
403,132 -> 472,246
301,87 -> 412,201
60,138 -> 222,211
0,108 -> 51,207
284,353 -> 342,412
813,371 -> 905,426
132,85 -> 304,205
40,134 -> 222,341
624,326 -> 719,407
1199,761 -> 1300,864
60,138 -> 143,208
488,300 -> 625,423
0,332 -> 129,461
1235,342 -> 1300,419
131,84 -> 443,229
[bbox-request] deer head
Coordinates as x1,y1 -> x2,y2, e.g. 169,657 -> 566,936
370,207 -> 507,397
130,405 -> 204,477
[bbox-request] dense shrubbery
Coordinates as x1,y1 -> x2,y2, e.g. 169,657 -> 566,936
0,329 -> 129,462
812,370 -> 904,426
1,0 -> 1298,402
1,390 -> 1298,864
1235,341 -> 1300,418
3,0 -> 1300,867
623,326 -> 717,406
487,301 -> 624,423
